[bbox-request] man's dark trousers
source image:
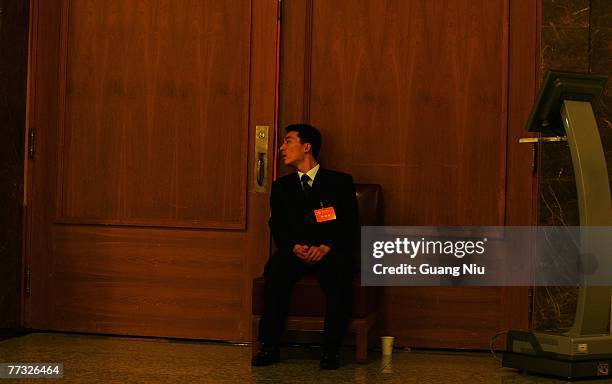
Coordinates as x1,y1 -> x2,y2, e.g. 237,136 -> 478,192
258,168 -> 359,354
259,249 -> 353,353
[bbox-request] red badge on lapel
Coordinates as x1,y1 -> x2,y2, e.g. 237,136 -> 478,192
314,206 -> 336,223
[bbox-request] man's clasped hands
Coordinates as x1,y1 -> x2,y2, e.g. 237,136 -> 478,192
292,244 -> 331,264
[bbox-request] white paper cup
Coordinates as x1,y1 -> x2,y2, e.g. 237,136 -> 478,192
381,336 -> 395,355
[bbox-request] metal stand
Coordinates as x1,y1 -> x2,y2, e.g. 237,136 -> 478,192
502,71 -> 612,380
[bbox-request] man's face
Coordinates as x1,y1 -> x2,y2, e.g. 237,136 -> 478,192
279,131 -> 308,167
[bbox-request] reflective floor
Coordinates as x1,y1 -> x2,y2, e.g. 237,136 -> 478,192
0,332 -> 610,383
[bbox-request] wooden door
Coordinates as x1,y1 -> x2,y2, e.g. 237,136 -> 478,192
280,0 -> 538,348
24,0 -> 278,341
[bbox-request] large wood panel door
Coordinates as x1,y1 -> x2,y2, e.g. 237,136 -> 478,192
0,0 -> 28,340
280,0 -> 538,348
24,0 -> 278,341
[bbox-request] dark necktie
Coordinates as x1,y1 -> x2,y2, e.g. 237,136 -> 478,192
301,174 -> 312,200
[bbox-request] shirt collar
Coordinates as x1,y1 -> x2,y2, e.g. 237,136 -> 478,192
297,164 -> 320,183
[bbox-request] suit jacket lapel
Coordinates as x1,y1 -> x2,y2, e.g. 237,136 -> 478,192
291,167 -> 326,208
292,172 -> 306,205
312,167 -> 324,191
311,167 -> 327,207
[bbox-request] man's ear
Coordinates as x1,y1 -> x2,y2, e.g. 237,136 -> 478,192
303,142 -> 311,154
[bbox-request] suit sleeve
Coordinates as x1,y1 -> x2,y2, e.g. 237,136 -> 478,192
268,181 -> 294,252
326,174 -> 359,254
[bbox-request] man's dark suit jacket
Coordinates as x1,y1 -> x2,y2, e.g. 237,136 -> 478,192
268,167 -> 359,263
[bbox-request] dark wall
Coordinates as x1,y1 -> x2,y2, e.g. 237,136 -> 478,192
0,0 -> 29,331
533,0 -> 612,330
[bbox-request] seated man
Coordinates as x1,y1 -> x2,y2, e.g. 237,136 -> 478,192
252,124 -> 359,370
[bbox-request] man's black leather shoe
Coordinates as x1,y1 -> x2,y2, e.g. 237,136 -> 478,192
251,346 -> 280,367
319,353 -> 341,370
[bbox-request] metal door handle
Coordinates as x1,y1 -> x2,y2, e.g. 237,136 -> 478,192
254,125 -> 269,193
256,153 -> 265,187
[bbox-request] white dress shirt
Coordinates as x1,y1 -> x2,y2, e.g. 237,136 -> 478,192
297,164 -> 320,187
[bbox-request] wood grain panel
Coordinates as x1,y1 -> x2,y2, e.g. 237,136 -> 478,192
279,0 -> 537,349
26,0 -> 64,328
309,0 -> 508,226
57,0 -> 251,229
383,287 -> 501,349
26,0 -> 278,342
279,0 -> 309,124
40,226 -> 244,340
501,0 -> 540,332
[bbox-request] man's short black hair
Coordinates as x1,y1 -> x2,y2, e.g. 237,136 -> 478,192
285,124 -> 322,159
